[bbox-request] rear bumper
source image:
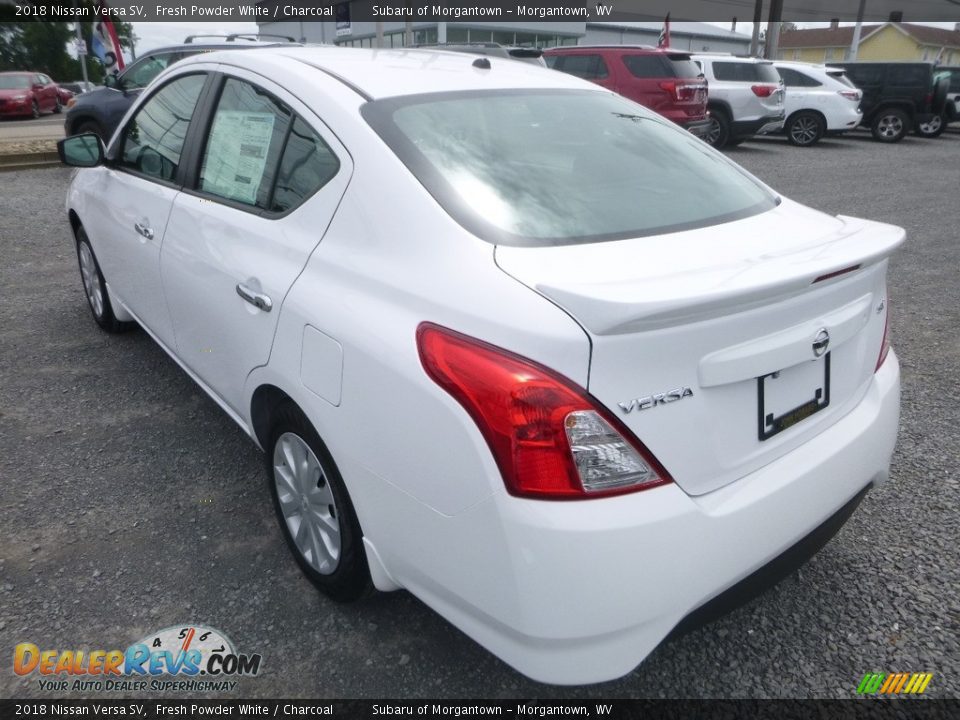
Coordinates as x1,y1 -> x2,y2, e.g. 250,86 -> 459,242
395,352 -> 900,685
681,118 -> 712,138
732,113 -> 785,138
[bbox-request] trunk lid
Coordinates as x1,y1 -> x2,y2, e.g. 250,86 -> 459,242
495,199 -> 904,496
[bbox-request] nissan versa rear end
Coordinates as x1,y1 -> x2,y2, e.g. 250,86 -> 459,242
61,47 -> 901,685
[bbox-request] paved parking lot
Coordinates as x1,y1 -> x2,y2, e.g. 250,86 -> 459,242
1,130 -> 958,699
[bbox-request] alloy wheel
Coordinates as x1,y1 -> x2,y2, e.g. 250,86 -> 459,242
705,117 -> 722,145
273,432 -> 341,575
31,101 -> 39,119
790,116 -> 820,146
78,241 -> 104,318
918,115 -> 942,135
877,114 -> 903,139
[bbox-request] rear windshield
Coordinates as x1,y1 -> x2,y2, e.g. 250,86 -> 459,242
667,55 -> 703,79
363,89 -> 778,247
713,61 -> 780,83
0,75 -> 31,89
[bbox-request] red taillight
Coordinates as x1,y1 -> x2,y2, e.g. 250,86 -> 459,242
417,323 -> 672,500
658,80 -> 677,98
876,298 -> 891,372
839,90 -> 861,101
751,84 -> 777,98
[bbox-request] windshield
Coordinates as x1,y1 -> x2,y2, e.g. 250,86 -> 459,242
0,75 -> 31,90
363,89 -> 777,247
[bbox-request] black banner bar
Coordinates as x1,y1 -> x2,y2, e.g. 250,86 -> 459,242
3,0 -> 959,23
2,700 -> 959,720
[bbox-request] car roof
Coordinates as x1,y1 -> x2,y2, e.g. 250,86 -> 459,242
187,46 -> 587,100
0,71 -> 33,75
544,45 -> 661,52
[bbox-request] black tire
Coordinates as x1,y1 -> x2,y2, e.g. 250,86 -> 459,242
74,225 -> 134,333
871,108 -> 909,142
31,100 -> 40,119
54,96 -> 63,114
266,402 -> 372,603
75,119 -> 105,141
786,111 -> 825,147
705,109 -> 731,149
915,113 -> 946,138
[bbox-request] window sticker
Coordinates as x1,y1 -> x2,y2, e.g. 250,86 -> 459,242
202,111 -> 276,205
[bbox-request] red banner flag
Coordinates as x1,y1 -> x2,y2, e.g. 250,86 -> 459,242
91,1 -> 125,78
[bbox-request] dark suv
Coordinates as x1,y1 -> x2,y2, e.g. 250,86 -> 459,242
543,46 -> 710,138
832,61 -> 950,141
64,36 -> 296,141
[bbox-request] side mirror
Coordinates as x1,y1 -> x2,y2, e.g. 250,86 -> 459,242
104,74 -> 119,89
33,83 -> 44,91
58,134 -> 105,168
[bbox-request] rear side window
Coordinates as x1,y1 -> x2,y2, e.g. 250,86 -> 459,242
666,55 -> 703,79
119,73 -> 206,182
622,55 -> 667,78
713,61 -> 780,83
364,89 -> 777,247
123,53 -> 180,89
949,71 -> 960,92
270,117 -> 340,213
844,65 -> 884,85
554,54 -> 609,80
777,67 -> 823,87
199,78 -> 292,208
887,65 -> 929,87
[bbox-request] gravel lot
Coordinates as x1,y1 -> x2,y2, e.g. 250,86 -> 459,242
1,130 -> 958,700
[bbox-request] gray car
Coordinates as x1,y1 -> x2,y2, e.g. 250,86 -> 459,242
64,36 -> 297,141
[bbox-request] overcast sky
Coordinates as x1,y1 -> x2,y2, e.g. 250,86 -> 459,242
124,20 -> 959,56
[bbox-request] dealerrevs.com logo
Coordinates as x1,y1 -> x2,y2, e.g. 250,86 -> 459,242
13,625 -> 262,693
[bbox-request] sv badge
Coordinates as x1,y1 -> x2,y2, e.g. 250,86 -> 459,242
618,387 -> 694,414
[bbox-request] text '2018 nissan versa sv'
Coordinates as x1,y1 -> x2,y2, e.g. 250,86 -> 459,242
59,47 -> 902,685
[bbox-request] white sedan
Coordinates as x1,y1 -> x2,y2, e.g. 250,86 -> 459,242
59,46 -> 902,685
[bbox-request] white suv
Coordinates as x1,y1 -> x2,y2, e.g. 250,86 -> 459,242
692,54 -> 786,148
774,61 -> 863,146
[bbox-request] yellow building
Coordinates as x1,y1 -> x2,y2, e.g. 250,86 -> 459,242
778,22 -> 960,65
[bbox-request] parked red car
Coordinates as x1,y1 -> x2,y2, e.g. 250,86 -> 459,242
544,46 -> 710,138
0,71 -> 63,118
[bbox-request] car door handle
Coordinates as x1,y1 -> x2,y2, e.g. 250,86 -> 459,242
134,221 -> 154,240
236,283 -> 272,312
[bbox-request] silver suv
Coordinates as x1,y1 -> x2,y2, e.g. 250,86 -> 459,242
692,54 -> 786,148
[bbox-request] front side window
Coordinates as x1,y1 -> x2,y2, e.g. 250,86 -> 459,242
199,78 -> 292,208
119,73 -> 206,182
363,89 -> 777,247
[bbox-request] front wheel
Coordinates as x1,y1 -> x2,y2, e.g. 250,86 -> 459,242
267,403 -> 372,603
786,111 -> 825,147
54,96 -> 63,114
30,100 -> 40,119
915,114 -> 945,138
75,226 -> 134,333
871,109 -> 909,142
